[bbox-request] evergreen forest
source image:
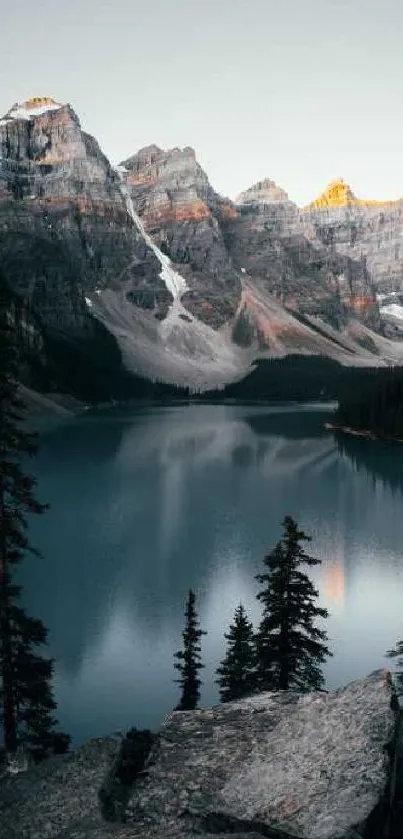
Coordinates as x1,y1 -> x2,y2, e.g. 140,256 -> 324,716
334,367 -> 403,439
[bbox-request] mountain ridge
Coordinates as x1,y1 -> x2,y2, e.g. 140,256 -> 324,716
1,95 -> 403,399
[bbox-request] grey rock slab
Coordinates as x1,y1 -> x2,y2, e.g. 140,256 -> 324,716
125,670 -> 397,839
0,672 -> 397,839
0,735 -> 121,839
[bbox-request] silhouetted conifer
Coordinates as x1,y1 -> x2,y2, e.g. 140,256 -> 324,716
174,589 -> 206,710
254,515 -> 332,691
0,285 -> 69,758
216,603 -> 256,702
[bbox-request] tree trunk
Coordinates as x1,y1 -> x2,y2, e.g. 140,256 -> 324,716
0,488 -> 18,753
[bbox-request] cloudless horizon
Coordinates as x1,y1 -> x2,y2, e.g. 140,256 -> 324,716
1,0 -> 402,206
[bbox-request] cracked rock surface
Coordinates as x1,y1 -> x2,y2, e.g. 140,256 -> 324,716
0,671 -> 398,839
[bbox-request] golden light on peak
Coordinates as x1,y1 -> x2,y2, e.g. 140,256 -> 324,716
24,97 -> 58,109
304,177 -> 401,209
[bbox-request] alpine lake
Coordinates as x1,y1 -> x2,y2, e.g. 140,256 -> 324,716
21,402 -> 403,744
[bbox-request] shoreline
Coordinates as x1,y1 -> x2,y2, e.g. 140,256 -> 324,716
325,422 -> 403,444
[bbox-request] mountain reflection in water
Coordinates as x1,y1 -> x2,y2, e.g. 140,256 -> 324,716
21,403 -> 403,743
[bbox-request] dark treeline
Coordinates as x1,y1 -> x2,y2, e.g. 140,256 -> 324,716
334,367 -> 403,440
200,358 -> 403,405
0,290 -> 70,766
29,347 -> 403,410
203,356 -> 346,402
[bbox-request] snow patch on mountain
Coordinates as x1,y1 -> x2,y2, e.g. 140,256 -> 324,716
115,170 -> 188,301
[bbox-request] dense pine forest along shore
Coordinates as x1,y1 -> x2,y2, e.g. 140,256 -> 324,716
331,367 -> 403,442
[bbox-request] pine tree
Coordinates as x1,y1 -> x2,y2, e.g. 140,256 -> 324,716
0,285 -> 67,758
215,603 -> 256,703
386,641 -> 403,697
173,589 -> 206,711
254,515 -> 332,692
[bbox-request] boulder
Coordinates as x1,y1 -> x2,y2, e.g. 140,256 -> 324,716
0,736 -> 121,839
125,669 -> 398,838
0,671 -> 399,839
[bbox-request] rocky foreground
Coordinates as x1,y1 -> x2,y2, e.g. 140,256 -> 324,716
0,670 -> 401,839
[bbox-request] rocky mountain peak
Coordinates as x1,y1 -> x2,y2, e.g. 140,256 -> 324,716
121,144 -> 198,174
122,144 -> 164,169
306,178 -> 357,209
119,145 -> 211,208
305,178 -> 401,209
236,178 -> 290,205
0,96 -> 65,125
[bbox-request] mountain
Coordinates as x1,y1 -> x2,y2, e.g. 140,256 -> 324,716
0,97 -> 171,398
1,97 -> 403,400
227,179 -> 380,337
300,178 -> 403,337
119,144 -> 240,327
118,145 -> 403,369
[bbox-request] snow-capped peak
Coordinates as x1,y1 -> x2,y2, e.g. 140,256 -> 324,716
0,97 -> 64,125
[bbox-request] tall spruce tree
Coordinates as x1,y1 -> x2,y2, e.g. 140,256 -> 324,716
254,515 -> 332,692
174,589 -> 206,711
215,603 -> 256,703
0,286 -> 65,758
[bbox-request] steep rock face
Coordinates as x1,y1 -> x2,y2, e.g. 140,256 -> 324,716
121,156 -> 385,358
120,145 -> 242,328
226,180 -> 380,334
300,179 -> 403,305
0,98 -> 170,339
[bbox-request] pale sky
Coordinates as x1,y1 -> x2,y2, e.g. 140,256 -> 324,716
1,0 -> 402,206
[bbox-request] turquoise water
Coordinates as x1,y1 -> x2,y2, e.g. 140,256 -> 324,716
22,403 -> 403,743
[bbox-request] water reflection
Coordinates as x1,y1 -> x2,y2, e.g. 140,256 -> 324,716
336,432 -> 403,497
21,404 -> 403,743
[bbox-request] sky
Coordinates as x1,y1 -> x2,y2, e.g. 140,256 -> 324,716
1,0 -> 402,206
